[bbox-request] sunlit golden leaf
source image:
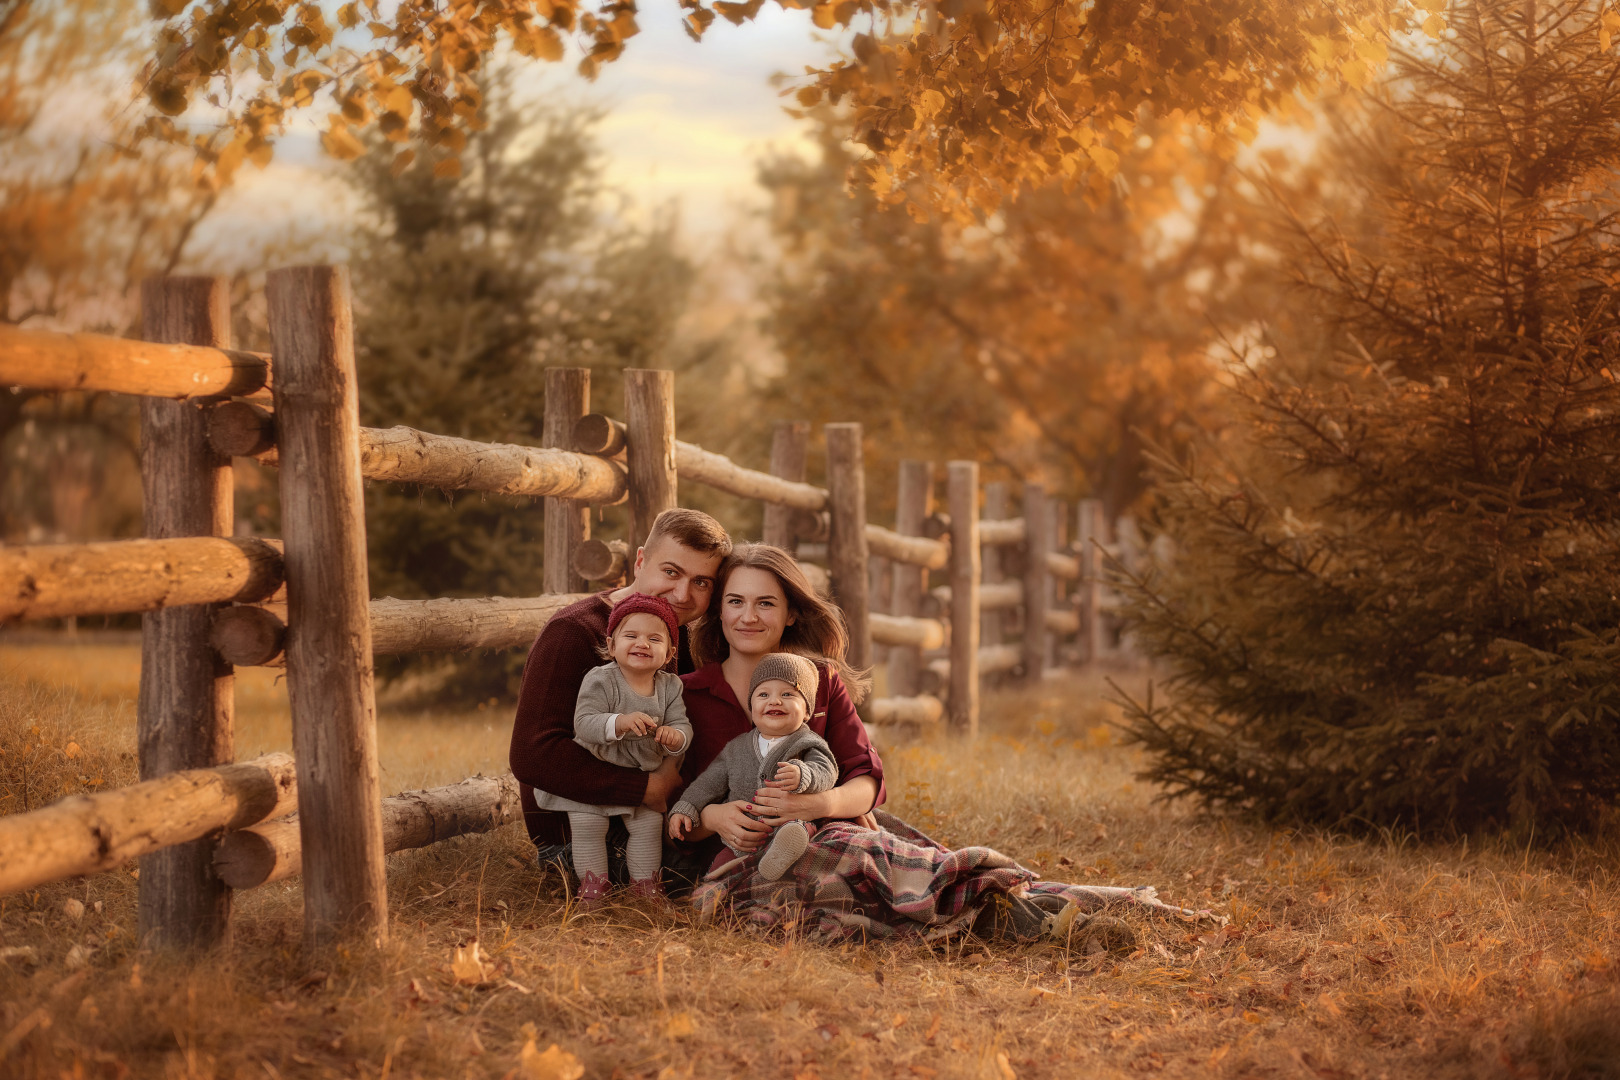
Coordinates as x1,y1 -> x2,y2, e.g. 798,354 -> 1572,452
517,1039 -> 584,1080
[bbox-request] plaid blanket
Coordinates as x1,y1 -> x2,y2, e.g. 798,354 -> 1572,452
689,810 -> 1201,943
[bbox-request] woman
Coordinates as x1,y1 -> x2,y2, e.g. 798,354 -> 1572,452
677,543 -> 884,864
675,545 -> 1185,946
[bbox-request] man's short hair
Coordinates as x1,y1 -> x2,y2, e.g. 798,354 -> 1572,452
643,507 -> 732,559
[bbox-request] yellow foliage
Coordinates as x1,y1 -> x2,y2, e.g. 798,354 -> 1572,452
140,0 -> 1424,211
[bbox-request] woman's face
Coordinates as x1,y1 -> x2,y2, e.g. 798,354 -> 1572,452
719,566 -> 795,659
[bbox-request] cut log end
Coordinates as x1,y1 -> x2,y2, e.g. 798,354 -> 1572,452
210,604 -> 287,667
572,538 -> 629,583
573,412 -> 627,456
207,401 -> 277,458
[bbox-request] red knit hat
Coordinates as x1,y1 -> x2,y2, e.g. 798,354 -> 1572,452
607,593 -> 679,644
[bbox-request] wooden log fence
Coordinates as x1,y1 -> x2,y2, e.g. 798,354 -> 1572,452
0,754 -> 297,898
214,774 -> 521,890
0,267 -> 1135,949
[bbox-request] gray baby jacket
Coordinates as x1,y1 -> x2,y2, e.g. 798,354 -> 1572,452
573,662 -> 693,772
669,725 -> 839,822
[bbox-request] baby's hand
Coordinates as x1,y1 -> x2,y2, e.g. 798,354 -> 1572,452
769,761 -> 803,791
655,726 -> 685,752
618,712 -> 657,737
667,813 -> 693,840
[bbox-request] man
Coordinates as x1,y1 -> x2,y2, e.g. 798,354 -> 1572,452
509,507 -> 731,872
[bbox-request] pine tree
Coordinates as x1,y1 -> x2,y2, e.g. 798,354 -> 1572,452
349,67 -> 700,699
1121,0 -> 1620,838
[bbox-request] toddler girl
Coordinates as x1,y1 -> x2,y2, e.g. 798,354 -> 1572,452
668,652 -> 838,881
532,593 -> 692,907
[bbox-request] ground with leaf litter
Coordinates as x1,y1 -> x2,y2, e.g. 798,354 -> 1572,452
1,640 -> 1617,1079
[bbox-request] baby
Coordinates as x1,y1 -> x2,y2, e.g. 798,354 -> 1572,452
668,652 -> 838,881
535,593 -> 692,907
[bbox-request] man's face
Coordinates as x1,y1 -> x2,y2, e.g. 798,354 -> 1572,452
628,535 -> 722,626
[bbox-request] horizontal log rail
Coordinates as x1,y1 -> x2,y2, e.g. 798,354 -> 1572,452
930,581 -> 1023,612
676,440 -> 829,513
575,414 -> 830,512
215,594 -> 592,667
864,524 -> 949,570
1047,551 -> 1080,580
214,774 -> 521,890
867,694 -> 944,725
869,612 -> 947,651
1,537 -> 284,622
0,753 -> 297,896
978,518 -> 1026,546
0,324 -> 271,400
244,425 -> 627,503
928,645 -> 1021,680
1045,608 -> 1081,634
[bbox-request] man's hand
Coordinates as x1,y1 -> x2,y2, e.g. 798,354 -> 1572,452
655,726 -> 685,752
767,760 -> 803,791
667,813 -> 693,840
618,711 -> 658,737
641,754 -> 682,813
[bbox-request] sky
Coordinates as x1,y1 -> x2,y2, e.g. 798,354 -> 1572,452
192,7 -> 842,264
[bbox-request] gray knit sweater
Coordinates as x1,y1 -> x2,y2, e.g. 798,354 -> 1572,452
669,725 -> 839,822
573,662 -> 692,772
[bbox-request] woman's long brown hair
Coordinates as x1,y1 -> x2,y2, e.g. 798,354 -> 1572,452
689,543 -> 873,703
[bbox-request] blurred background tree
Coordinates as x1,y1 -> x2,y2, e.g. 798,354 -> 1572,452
0,0 -> 217,545
349,64 -> 756,701
758,109 -> 1262,517
1120,0 -> 1620,838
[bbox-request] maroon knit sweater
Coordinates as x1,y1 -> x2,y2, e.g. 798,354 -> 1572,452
508,590 -> 692,847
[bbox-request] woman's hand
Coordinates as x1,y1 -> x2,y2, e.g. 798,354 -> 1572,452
748,786 -> 829,826
701,800 -> 771,853
751,775 -> 880,827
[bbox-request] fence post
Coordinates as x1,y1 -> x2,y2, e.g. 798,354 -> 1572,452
137,276 -> 235,950
624,370 -> 677,553
947,461 -> 980,734
825,423 -> 872,673
267,266 -> 389,948
543,368 -> 591,594
887,460 -> 932,697
763,420 -> 809,550
1078,498 -> 1106,665
1022,482 -> 1050,684
981,481 -> 1008,652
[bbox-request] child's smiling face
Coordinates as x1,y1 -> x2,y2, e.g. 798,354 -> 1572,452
750,677 -> 809,738
612,612 -> 672,674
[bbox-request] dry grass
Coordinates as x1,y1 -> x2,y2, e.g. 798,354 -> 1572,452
2,638 -> 1619,1079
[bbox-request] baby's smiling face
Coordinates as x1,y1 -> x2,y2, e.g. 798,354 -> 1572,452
750,677 -> 809,739
612,611 -> 672,674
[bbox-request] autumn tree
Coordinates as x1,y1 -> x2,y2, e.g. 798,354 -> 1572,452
759,108 -> 1255,514
138,0 -> 1445,216
1,0 -> 217,542
1120,0 -> 1620,838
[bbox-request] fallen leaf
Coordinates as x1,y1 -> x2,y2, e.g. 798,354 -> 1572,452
924,1012 -> 942,1042
62,898 -> 84,922
518,1039 -> 583,1080
662,1011 -> 697,1039
451,941 -> 490,984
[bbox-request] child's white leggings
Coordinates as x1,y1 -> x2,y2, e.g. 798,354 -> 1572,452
567,806 -> 662,882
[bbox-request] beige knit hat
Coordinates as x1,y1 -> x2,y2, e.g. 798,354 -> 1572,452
748,652 -> 820,707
